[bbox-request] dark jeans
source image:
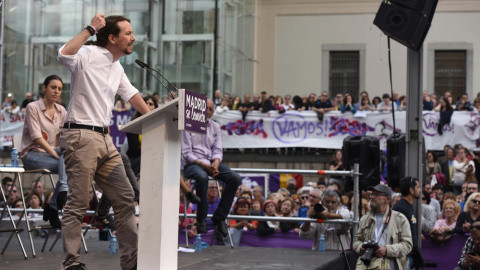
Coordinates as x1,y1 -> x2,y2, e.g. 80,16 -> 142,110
183,163 -> 241,223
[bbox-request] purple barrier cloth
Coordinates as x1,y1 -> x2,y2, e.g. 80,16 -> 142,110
180,229 -> 468,267
421,233 -> 469,269
178,229 -> 314,249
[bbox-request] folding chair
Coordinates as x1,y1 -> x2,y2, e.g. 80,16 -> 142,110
6,134 -> 88,255
183,178 -> 233,248
0,167 -> 27,259
41,183 -> 100,254
1,134 -> 60,258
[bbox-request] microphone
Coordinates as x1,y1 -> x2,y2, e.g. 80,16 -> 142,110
135,59 -> 179,93
135,59 -> 148,69
135,59 -> 177,100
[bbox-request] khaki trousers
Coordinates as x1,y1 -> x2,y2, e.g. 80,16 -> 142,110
60,129 -> 137,270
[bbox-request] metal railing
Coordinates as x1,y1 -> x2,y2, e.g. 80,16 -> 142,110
2,164 -> 361,234
230,164 -> 361,234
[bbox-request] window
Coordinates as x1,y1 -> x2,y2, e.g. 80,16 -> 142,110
434,50 -> 466,99
329,51 -> 360,99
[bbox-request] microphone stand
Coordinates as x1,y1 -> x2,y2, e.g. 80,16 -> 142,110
336,229 -> 352,270
135,59 -> 177,100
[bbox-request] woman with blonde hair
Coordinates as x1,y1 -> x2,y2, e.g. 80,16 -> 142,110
454,192 -> 480,234
430,199 -> 460,237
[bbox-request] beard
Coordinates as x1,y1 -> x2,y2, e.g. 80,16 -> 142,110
124,47 -> 133,55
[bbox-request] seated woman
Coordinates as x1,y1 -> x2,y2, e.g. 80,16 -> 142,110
227,197 -> 258,246
257,200 -> 280,236
250,198 -> 263,216
273,96 -> 286,113
358,96 -> 375,111
291,194 -> 302,216
454,192 -> 480,234
11,198 -> 24,219
430,199 -> 460,241
278,198 -> 300,233
20,75 -> 67,227
27,192 -> 43,219
297,189 -> 311,218
231,96 -> 241,110
340,94 -> 357,114
240,190 -> 253,205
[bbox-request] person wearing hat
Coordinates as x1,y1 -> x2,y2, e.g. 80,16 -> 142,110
353,184 -> 412,270
256,200 -> 280,236
392,177 -> 422,269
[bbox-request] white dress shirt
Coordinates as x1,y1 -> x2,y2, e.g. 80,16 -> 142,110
58,45 -> 138,127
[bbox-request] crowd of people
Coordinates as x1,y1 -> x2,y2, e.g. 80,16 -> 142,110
210,89 -> 480,115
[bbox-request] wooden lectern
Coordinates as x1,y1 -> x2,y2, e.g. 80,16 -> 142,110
119,98 -> 181,269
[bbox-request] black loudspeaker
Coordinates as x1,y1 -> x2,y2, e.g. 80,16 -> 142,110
343,136 -> 380,192
387,133 -> 406,189
373,0 -> 438,51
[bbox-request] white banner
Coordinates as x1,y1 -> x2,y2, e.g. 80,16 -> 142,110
0,112 -> 25,146
2,110 -> 479,151
212,110 -> 480,151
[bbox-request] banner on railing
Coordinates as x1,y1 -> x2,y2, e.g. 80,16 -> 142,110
2,110 -> 480,151
211,110 -> 480,151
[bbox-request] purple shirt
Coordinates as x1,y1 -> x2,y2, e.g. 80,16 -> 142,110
191,197 -> 220,226
181,120 -> 223,169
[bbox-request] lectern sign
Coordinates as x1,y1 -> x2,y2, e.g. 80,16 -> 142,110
178,89 -> 208,134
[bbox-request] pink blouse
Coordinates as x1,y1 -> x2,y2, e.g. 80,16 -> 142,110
432,219 -> 456,231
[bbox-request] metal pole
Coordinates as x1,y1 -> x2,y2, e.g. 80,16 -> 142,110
1,208 -> 357,225
353,163 -> 359,236
212,0 -> 219,97
0,1 -> 4,107
232,168 -> 355,177
406,46 -> 424,249
180,214 -> 357,224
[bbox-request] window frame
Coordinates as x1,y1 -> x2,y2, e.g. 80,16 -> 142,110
322,44 -> 365,100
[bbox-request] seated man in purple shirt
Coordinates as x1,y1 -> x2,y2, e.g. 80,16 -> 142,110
191,180 -> 220,231
181,99 -> 241,237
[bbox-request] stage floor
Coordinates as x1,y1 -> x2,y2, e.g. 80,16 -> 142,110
0,231 -> 351,269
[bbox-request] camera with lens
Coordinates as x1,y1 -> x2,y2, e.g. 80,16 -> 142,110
361,240 -> 380,265
311,203 -> 325,219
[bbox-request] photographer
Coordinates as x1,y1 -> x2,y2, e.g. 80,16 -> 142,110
353,184 -> 412,270
299,190 -> 351,250
456,221 -> 480,269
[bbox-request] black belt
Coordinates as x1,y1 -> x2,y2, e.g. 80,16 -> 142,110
63,123 -> 108,134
